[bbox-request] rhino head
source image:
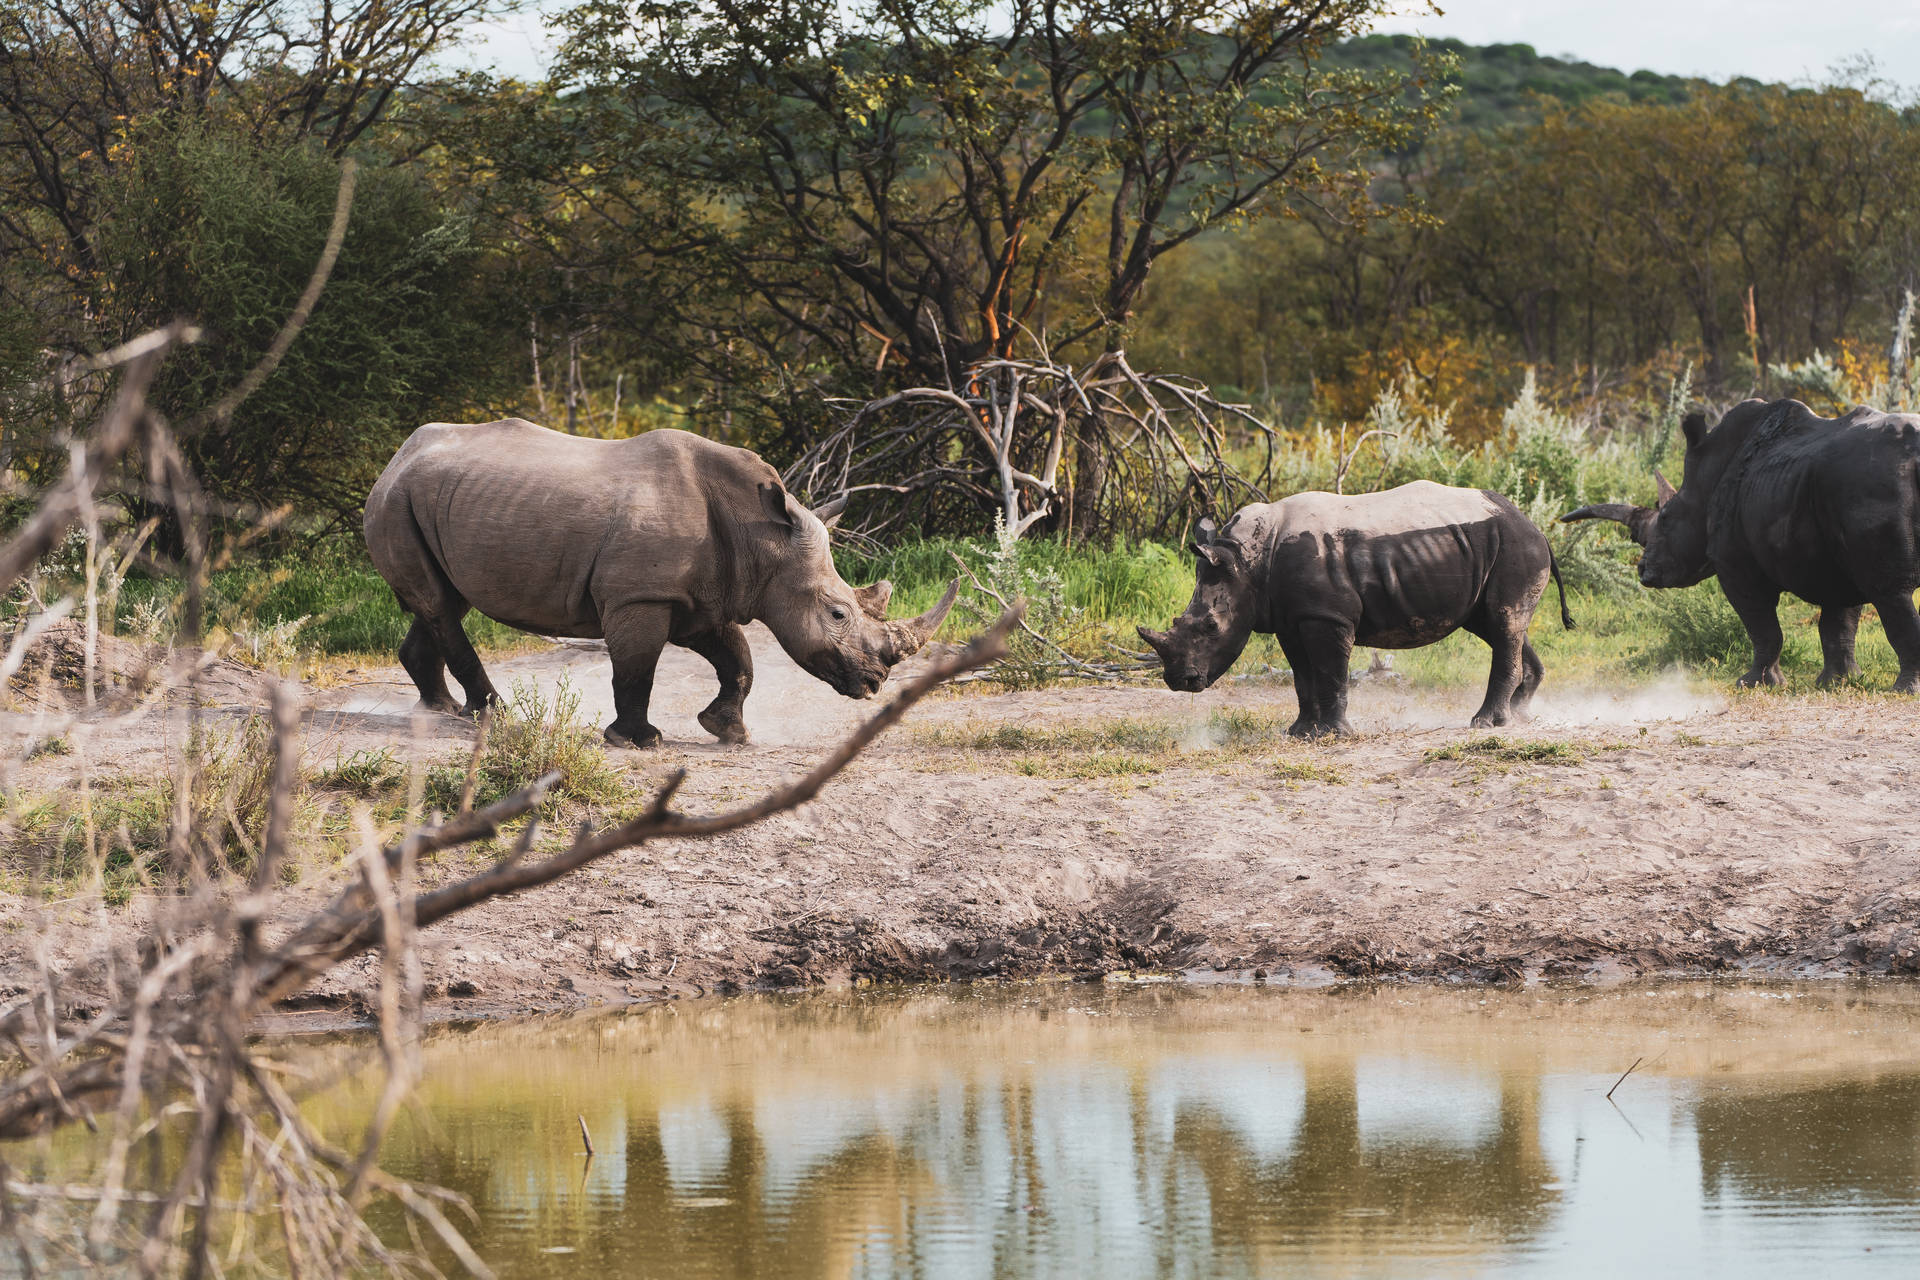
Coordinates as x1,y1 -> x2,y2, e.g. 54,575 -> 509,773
756,486 -> 957,698
1561,411 -> 1716,588
1137,517 -> 1259,692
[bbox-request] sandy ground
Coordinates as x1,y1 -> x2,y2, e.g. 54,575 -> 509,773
5,623 -> 1920,1025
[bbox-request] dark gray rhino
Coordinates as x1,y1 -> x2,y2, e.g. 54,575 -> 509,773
1563,397 -> 1920,691
364,421 -> 957,747
1138,481 -> 1572,736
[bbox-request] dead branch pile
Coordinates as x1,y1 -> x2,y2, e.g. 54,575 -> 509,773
786,351 -> 1277,542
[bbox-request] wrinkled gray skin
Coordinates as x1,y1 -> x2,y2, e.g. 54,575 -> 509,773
1139,482 -> 1572,736
364,421 -> 957,747
1563,399 -> 1920,692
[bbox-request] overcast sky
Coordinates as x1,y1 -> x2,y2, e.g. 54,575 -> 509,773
457,1 -> 1920,89
1377,1 -> 1920,86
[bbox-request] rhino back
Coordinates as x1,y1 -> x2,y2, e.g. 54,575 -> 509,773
367,422 -> 772,635
1728,404 -> 1920,603
1237,482 -> 1524,643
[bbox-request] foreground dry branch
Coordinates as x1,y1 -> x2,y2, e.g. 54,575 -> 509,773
0,185 -> 1019,1272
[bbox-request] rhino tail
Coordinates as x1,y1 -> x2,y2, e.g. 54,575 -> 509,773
1549,549 -> 1575,630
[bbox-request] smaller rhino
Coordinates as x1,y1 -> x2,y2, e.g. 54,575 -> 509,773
1138,482 -> 1573,736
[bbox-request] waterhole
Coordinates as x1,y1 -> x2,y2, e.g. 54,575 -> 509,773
280,981 -> 1920,1277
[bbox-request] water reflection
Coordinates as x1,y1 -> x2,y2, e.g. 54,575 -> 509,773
316,985 -> 1920,1277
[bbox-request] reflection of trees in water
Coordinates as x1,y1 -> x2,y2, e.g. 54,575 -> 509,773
1694,1074 -> 1920,1205
377,1056 -> 1565,1277
1174,1062 -> 1560,1271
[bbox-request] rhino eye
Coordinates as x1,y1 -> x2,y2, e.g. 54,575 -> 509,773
829,606 -> 848,622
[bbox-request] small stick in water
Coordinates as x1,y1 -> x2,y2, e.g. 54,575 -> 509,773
577,1114 -> 595,1157
1606,1056 -> 1644,1101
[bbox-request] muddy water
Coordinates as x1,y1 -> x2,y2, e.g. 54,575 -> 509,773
296,982 -> 1920,1277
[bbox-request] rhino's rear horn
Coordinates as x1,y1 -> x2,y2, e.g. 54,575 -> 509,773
884,578 -> 959,661
855,579 -> 892,619
1561,502 -> 1657,546
1653,467 -> 1678,508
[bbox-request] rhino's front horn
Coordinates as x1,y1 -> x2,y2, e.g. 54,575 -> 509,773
885,578 -> 960,660
1136,625 -> 1172,658
1561,502 -> 1657,546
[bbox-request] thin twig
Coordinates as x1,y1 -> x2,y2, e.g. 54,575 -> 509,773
1606,1055 -> 1644,1100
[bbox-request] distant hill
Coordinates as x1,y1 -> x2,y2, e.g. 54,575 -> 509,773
1327,34 -> 1697,130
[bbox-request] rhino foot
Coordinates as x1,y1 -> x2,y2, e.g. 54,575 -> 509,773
1289,720 -> 1351,740
604,721 -> 663,750
1737,664 -> 1784,689
417,696 -> 463,716
1895,669 -> 1920,695
698,705 -> 750,745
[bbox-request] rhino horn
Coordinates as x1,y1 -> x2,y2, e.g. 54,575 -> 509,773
1136,625 -> 1172,659
855,579 -> 893,619
1653,468 -> 1678,508
1561,502 -> 1657,547
884,578 -> 959,660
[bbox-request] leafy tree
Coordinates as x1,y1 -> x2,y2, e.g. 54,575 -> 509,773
555,0 -> 1451,416
95,122 -> 509,524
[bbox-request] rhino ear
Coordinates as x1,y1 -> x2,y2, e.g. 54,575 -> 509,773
1681,411 -> 1709,448
812,493 -> 849,528
760,483 -> 814,539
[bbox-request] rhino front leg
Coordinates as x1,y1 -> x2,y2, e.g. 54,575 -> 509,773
603,603 -> 672,748
1816,605 -> 1864,689
1721,577 -> 1785,688
685,623 -> 753,745
1276,630 -> 1321,737
1874,594 -> 1920,693
1296,619 -> 1354,737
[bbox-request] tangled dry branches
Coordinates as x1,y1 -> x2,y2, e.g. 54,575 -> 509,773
788,350 -> 1277,542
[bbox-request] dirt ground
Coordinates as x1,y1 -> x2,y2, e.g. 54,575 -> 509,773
6,624 -> 1920,1026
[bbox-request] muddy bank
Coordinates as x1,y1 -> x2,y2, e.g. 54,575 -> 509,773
5,624 -> 1920,1027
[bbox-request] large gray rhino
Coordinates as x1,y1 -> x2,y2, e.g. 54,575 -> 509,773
1563,398 -> 1920,691
363,421 -> 956,747
1137,482 -> 1572,736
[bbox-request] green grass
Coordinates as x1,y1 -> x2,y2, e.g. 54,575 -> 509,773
78,530 -> 1920,696
1273,758 -> 1347,784
1424,735 -> 1589,765
422,677 -> 627,815
113,541 -> 531,659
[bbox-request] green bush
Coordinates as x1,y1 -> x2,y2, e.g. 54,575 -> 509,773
95,119 -> 512,520
1642,580 -> 1817,674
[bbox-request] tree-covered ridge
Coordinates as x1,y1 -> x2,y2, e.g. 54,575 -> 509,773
1328,34 -> 1695,129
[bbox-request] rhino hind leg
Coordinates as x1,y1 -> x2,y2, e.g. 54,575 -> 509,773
422,609 -> 499,716
1816,605 -> 1864,689
685,623 -> 753,745
603,602 -> 672,748
1873,594 -> 1920,693
1467,610 -> 1527,729
398,619 -> 460,714
1509,640 -> 1546,722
